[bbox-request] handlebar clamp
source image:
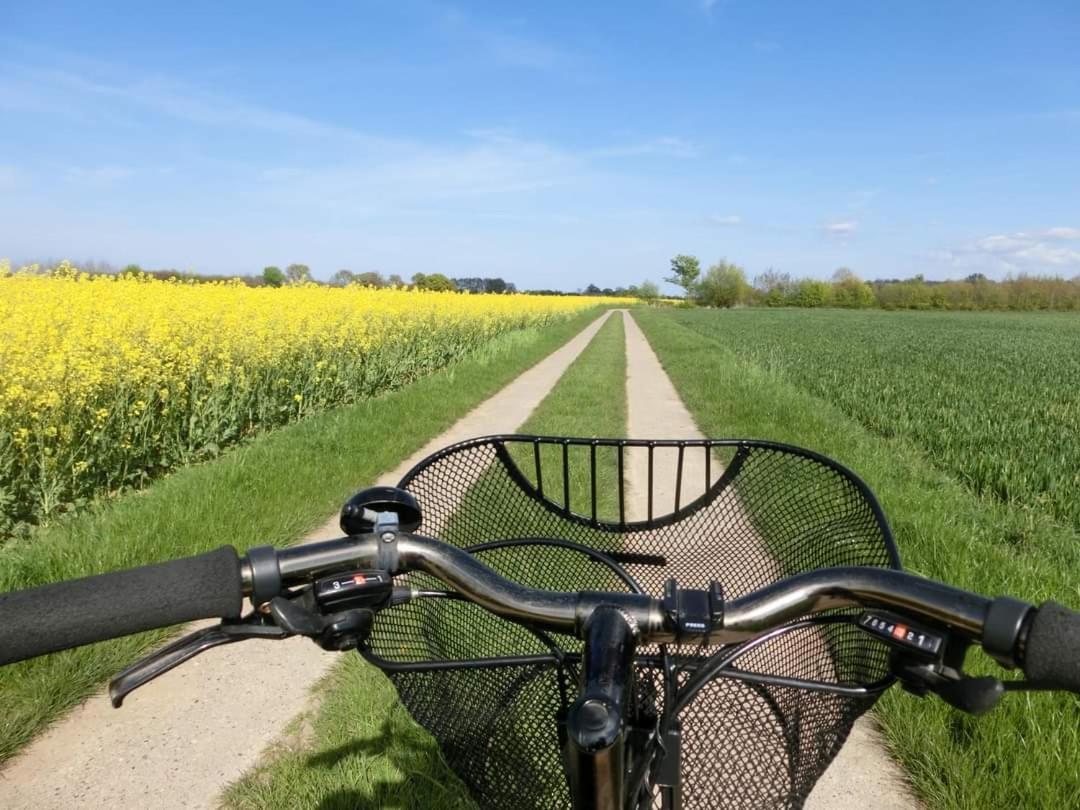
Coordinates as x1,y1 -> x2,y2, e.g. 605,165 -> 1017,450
246,545 -> 282,608
982,596 -> 1033,669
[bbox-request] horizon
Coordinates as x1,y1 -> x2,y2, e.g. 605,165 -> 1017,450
6,257 -> 1078,295
2,2 -> 1079,291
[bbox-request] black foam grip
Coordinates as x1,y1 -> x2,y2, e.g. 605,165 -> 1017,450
1023,601 -> 1080,693
0,546 -> 243,666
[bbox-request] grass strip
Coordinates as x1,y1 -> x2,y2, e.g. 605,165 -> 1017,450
517,310 -> 627,436
224,312 -> 628,808
221,658 -> 477,810
0,308 -> 606,763
633,308 -> 1080,810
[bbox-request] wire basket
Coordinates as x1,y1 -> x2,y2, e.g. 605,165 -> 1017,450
363,436 -> 900,809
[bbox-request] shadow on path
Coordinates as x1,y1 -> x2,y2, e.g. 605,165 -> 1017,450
307,716 -> 475,810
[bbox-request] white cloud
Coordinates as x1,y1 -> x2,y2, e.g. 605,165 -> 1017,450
1,58 -> 707,255
849,189 -> 882,211
255,131 -> 584,211
9,67 -> 392,147
463,130 -> 678,167
0,76 -> 84,118
486,33 -> 565,70
945,227 -> 1080,273
590,136 -> 699,159
1,67 -> 588,206
437,8 -> 569,71
973,234 -> 1028,254
1037,227 -> 1080,240
824,221 -> 858,236
0,165 -> 22,190
64,166 -> 134,184
708,214 -> 742,226
5,65 -> 697,206
1015,244 -> 1080,265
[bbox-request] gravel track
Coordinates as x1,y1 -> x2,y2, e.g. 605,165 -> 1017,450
622,310 -> 916,809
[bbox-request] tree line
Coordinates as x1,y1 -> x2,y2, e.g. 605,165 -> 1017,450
665,255 -> 1080,311
14,256 -> 1079,310
12,259 -> 663,299
262,266 -> 518,293
262,267 -> 662,298
10,260 -> 518,294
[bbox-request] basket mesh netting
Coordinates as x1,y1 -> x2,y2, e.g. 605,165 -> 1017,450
363,436 -> 900,809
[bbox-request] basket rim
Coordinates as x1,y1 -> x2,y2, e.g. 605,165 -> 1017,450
397,434 -> 901,571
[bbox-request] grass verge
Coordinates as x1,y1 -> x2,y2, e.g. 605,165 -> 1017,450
633,308 -> 1080,810
647,307 -> 1080,533
223,312 -> 629,808
222,658 -> 477,810
0,308 -> 606,763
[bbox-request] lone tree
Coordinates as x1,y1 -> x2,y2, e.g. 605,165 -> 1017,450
831,267 -> 875,308
330,269 -> 356,287
412,272 -> 456,292
262,266 -> 285,287
638,280 -> 660,301
451,277 -> 510,294
355,271 -> 386,287
666,254 -> 701,298
286,263 -> 311,285
698,260 -> 749,308
754,269 -> 795,306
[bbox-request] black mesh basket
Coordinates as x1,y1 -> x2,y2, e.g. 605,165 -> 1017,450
363,436 -> 901,809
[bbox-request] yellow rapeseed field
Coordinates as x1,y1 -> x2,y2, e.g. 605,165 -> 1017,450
0,261 -> 620,536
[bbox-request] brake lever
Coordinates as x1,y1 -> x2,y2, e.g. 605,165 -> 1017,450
109,570 -> 398,707
108,615 -> 288,707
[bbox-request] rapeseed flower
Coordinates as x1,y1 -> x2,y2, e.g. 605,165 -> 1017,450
0,265 -> 623,536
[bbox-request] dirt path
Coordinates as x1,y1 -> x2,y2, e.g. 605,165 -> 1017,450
0,311 -> 615,810
622,310 -> 917,809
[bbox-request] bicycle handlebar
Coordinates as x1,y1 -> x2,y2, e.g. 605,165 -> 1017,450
1023,601 -> 1080,692
0,534 -> 1077,694
0,547 -> 243,666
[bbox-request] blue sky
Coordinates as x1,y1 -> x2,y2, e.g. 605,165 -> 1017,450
2,1 -> 1079,290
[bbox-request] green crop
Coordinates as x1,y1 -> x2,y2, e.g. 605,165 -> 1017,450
665,308 -> 1080,532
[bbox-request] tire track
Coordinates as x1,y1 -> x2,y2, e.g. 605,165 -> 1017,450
622,310 -> 917,809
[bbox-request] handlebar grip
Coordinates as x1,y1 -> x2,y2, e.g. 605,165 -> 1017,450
1022,601 -> 1080,693
0,546 -> 243,666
